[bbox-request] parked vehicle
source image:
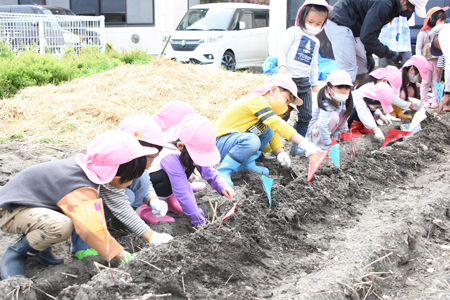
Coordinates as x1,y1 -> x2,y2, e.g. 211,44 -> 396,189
161,3 -> 269,71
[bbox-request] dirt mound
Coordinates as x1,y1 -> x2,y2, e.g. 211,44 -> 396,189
1,115 -> 450,300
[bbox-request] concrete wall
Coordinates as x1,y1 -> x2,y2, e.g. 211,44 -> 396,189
104,0 -> 188,55
269,0 -> 287,57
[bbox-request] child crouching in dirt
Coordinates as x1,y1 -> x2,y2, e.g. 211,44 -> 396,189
215,73 -> 322,186
391,55 -> 429,119
72,115 -> 174,260
149,113 -> 234,227
306,70 -> 353,149
144,100 -> 207,224
0,130 -> 161,279
347,82 -> 395,142
152,100 -> 207,193
357,66 -> 422,117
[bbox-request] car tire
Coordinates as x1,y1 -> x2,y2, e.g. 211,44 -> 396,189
221,51 -> 236,71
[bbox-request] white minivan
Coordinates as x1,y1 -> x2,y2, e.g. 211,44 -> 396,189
161,3 -> 269,71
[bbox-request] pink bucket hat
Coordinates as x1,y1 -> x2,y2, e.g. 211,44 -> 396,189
164,114 -> 220,167
251,73 -> 303,106
361,82 -> 394,114
117,115 -> 176,150
402,55 -> 429,81
152,100 -> 195,132
75,130 -> 158,184
370,66 -> 402,95
326,70 -> 353,86
295,0 -> 333,29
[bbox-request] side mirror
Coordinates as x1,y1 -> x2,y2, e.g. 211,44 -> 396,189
239,21 -> 246,30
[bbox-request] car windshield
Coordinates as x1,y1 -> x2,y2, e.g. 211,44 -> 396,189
176,8 -> 235,31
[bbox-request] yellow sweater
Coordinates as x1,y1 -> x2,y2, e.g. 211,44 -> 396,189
215,94 -> 296,151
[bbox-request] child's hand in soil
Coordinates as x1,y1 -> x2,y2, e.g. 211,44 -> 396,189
277,151 -> 291,168
149,232 -> 173,246
222,187 -> 235,202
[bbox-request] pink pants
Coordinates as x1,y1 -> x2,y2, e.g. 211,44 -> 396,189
420,59 -> 439,104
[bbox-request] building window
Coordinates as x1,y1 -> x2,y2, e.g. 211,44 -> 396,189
70,0 -> 154,26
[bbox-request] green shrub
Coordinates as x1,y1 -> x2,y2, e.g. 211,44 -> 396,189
0,44 -> 154,99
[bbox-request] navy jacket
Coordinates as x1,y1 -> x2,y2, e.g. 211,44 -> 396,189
329,0 -> 402,58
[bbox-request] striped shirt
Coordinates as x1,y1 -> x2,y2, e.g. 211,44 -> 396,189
100,181 -> 157,236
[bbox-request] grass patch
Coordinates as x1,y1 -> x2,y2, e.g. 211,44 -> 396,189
0,45 -> 153,99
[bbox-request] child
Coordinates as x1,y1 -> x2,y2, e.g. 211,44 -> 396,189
72,115 -> 175,260
417,7 -> 448,108
306,70 -> 353,149
357,66 -> 422,116
148,113 -> 234,227
390,55 -> 429,119
215,73 -> 322,186
348,82 -> 395,142
0,130 -> 162,279
277,0 -> 332,156
152,100 -> 205,193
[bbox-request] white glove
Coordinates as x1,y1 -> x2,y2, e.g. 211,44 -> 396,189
410,102 -> 423,111
276,151 -> 291,167
373,128 -> 384,142
188,173 -> 200,183
149,198 -> 168,217
299,139 -> 323,157
379,114 -> 392,125
149,232 -> 173,246
384,114 -> 401,122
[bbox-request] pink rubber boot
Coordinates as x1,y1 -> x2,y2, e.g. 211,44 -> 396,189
136,203 -> 174,225
165,194 -> 184,214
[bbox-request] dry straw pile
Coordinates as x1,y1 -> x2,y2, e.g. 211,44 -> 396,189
0,59 -> 268,146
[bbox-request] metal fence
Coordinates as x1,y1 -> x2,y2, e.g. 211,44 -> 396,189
0,13 -> 105,54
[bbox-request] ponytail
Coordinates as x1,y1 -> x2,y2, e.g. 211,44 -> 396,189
172,139 -> 195,178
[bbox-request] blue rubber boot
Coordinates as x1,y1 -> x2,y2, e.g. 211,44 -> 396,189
36,248 -> 64,265
237,151 -> 269,175
217,155 -> 242,186
1,236 -> 38,279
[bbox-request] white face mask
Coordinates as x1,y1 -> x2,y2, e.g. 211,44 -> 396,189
304,23 -> 321,35
409,73 -> 419,83
330,89 -> 349,103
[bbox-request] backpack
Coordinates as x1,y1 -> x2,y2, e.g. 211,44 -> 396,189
422,31 -> 439,60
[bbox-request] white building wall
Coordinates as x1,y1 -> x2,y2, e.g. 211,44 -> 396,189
269,0 -> 287,57
104,0 -> 188,55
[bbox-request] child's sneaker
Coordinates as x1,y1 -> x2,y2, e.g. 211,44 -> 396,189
431,102 -> 439,108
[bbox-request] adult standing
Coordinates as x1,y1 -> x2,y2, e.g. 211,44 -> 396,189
325,0 -> 428,83
429,24 -> 450,112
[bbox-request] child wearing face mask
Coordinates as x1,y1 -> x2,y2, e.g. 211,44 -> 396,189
306,70 -> 353,149
416,7 -> 448,108
215,73 -> 322,186
390,55 -> 429,119
277,0 -> 332,156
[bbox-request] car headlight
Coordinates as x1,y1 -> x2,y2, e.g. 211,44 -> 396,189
63,33 -> 80,44
162,35 -> 169,43
200,35 -> 223,43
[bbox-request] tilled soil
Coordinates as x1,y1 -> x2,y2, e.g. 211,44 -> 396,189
1,113 -> 450,300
